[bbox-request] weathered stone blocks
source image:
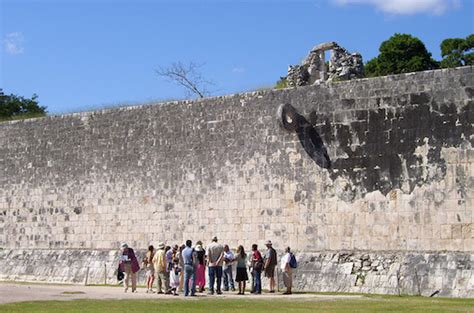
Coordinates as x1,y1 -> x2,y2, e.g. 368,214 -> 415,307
0,67 -> 472,296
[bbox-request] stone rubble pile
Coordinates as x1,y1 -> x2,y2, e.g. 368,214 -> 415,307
286,41 -> 364,87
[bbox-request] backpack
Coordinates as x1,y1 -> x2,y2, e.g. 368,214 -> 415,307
269,248 -> 278,266
289,253 -> 297,269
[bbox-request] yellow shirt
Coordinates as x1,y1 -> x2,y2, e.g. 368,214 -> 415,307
153,249 -> 166,273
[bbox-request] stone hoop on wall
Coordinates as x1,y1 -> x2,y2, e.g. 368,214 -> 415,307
277,103 -> 331,169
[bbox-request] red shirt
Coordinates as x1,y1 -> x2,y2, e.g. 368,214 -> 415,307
252,250 -> 262,261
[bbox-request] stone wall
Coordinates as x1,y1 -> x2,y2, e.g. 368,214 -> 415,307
0,66 -> 472,296
1,249 -> 471,297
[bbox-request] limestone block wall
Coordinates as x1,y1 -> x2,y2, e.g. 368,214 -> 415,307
0,249 -> 471,297
0,66 -> 472,296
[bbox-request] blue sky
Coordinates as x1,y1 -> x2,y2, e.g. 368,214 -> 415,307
1,0 -> 473,114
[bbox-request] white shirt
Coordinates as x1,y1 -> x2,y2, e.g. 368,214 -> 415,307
280,253 -> 290,271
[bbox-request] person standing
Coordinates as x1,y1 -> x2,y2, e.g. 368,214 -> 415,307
281,247 -> 293,295
144,245 -> 155,293
177,244 -> 185,292
195,242 -> 206,292
251,243 -> 263,294
152,242 -> 169,294
169,258 -> 181,296
119,243 -> 140,293
263,240 -> 278,293
164,245 -> 173,294
182,239 -> 197,296
206,236 -> 224,295
235,245 -> 249,295
223,244 -> 235,291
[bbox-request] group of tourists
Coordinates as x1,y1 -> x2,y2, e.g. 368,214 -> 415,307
118,237 -> 296,296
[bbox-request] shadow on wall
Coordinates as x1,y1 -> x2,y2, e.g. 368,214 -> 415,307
278,103 -> 331,169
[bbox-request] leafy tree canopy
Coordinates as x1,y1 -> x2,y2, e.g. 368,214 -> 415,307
0,89 -> 46,121
365,33 -> 439,77
440,34 -> 474,68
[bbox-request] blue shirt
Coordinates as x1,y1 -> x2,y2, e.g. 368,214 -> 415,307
182,247 -> 194,265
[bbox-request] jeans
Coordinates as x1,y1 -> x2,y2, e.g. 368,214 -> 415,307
183,264 -> 196,296
223,266 -> 235,290
252,269 -> 261,293
208,266 -> 223,292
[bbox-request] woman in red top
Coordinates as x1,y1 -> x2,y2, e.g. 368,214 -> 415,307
251,244 -> 263,294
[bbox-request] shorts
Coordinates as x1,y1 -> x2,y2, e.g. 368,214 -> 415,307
146,266 -> 155,277
264,265 -> 275,278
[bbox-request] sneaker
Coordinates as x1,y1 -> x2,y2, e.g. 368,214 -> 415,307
208,291 -> 214,295
216,290 -> 223,295
157,291 -> 164,294
269,290 -> 275,293
223,288 -> 229,292
231,288 -> 236,291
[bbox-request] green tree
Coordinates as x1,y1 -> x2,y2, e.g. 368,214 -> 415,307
365,33 -> 439,77
0,89 -> 46,121
440,34 -> 474,68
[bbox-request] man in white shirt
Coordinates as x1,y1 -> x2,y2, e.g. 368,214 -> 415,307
280,246 -> 292,295
222,244 -> 235,291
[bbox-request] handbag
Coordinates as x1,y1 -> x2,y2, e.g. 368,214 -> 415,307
117,265 -> 124,281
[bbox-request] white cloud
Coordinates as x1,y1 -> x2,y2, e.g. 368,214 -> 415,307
333,0 -> 459,15
232,67 -> 245,73
3,32 -> 25,55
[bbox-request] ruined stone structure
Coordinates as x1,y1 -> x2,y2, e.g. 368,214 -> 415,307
287,42 -> 364,87
0,67 -> 472,297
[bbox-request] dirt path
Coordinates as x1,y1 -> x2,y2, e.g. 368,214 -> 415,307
0,283 -> 364,304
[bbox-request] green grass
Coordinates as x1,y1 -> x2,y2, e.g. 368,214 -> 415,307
0,296 -> 473,313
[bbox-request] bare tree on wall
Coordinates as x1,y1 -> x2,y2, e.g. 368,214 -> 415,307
155,61 -> 213,99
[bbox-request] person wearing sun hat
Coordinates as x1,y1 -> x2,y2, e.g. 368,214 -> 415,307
118,243 -> 140,293
152,242 -> 169,294
263,240 -> 278,293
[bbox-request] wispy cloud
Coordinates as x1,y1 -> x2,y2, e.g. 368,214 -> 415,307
333,0 -> 460,15
3,32 -> 25,55
232,67 -> 245,73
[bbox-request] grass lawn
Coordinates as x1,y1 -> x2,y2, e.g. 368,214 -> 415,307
0,295 -> 473,313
